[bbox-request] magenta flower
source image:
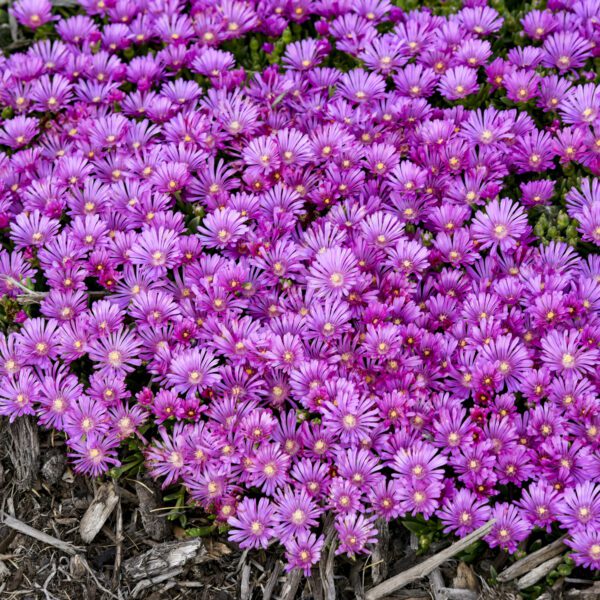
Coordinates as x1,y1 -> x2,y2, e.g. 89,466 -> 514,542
541,330 -> 599,376
284,532 -> 325,576
228,498 -> 277,550
471,198 -> 529,252
566,530 -> 600,571
439,489 -> 491,537
10,0 -> 53,29
334,513 -> 378,557
485,504 -> 532,554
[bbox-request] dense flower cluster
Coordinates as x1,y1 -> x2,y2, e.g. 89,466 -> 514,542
1,0 -> 600,576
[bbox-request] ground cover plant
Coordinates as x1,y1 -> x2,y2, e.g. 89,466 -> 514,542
0,0 -> 600,596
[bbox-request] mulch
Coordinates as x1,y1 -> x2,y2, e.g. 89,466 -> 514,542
1,418 -> 597,600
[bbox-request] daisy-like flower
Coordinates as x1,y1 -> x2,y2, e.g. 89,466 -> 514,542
557,482 -> 600,532
284,532 -> 325,576
146,426 -> 187,487
87,327 -> 142,376
167,348 -> 220,396
566,530 -> 600,571
471,198 -> 529,252
249,443 -> 291,495
541,330 -> 599,376
68,433 -> 120,477
438,66 -> 479,101
542,32 -> 592,72
129,227 -> 182,276
439,489 -> 491,537
16,318 -> 59,369
559,83 -> 600,127
485,504 -> 532,553
10,0 -> 53,29
198,209 -> 248,249
228,497 -> 277,550
0,369 -> 39,421
517,481 -> 560,531
337,69 -> 386,104
274,488 -> 322,542
306,247 -> 359,299
334,512 -> 378,557
10,209 -> 60,249
321,391 -> 379,444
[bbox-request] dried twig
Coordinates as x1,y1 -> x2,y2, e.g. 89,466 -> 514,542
240,563 -> 252,600
497,535 -> 567,583
2,276 -> 108,304
365,520 -> 495,600
1,513 -> 82,556
112,489 -> 123,589
131,567 -> 182,598
280,568 -> 302,600
429,568 -> 447,600
516,556 -> 564,590
262,560 -> 283,600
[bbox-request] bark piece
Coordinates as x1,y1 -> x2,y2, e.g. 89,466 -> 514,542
453,562 -> 478,592
123,539 -> 204,582
262,560 -> 283,600
79,482 -> 119,544
497,536 -> 567,583
41,451 -> 66,486
8,417 -> 39,491
135,478 -> 170,541
0,560 -> 10,582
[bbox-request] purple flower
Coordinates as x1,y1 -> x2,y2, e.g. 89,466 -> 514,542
439,489 -> 491,537
228,498 -> 277,550
541,330 -> 599,376
566,530 -> 600,570
10,0 -> 53,29
471,198 -> 529,252
284,532 -> 325,576
485,504 -> 532,554
334,513 -> 378,557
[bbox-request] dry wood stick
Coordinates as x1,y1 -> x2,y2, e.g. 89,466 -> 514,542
112,493 -> 123,589
497,535 -> 567,583
365,520 -> 495,600
1,513 -> 81,556
516,556 -> 564,590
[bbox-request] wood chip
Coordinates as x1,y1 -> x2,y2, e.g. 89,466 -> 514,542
79,482 -> 119,544
429,568 -> 447,600
123,539 -> 204,582
453,562 -> 478,592
0,561 -> 10,583
131,567 -> 183,598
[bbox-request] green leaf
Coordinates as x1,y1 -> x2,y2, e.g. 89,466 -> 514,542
186,525 -> 216,537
